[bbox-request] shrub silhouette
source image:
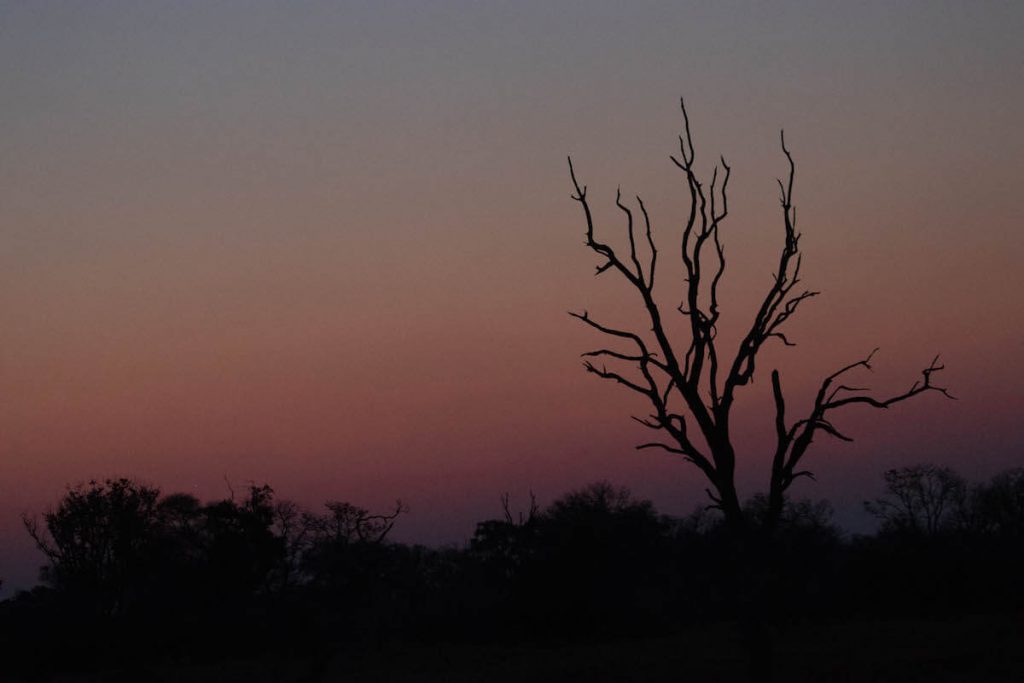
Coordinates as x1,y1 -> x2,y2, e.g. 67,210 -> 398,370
973,468 -> 1024,538
865,464 -> 969,537
23,478 -> 163,616
470,482 -> 676,636
7,467 -> 1024,680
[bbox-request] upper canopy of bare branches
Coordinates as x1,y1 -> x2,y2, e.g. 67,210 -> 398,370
568,99 -> 951,525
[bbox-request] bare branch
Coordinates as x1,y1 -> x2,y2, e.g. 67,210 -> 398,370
631,415 -> 663,430
823,354 -> 954,411
22,514 -> 60,563
637,442 -> 688,455
569,310 -> 645,346
582,361 -> 650,396
720,132 -> 808,412
583,348 -> 651,364
637,196 -> 656,287
772,351 -> 954,502
616,189 -> 645,286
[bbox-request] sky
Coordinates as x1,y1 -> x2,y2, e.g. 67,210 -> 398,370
2,1 -> 1022,594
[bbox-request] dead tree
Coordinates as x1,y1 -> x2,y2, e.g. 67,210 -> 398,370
568,99 -> 952,533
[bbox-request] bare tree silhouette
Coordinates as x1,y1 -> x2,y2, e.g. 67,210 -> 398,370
568,99 -> 953,533
866,464 -> 969,536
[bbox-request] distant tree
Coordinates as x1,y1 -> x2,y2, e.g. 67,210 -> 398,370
22,479 -> 294,614
300,500 -> 405,593
972,468 -> 1024,537
196,484 -> 285,600
567,99 -> 952,532
155,492 -> 205,566
744,494 -> 837,537
541,481 -> 668,567
865,464 -> 968,536
22,478 -> 162,615
271,499 -> 309,591
470,493 -> 540,581
470,483 -> 675,635
303,500 -> 405,546
539,482 -> 670,601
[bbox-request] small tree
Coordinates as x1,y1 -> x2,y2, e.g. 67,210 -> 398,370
865,464 -> 969,536
23,478 -> 162,614
974,468 -> 1024,537
568,100 -> 952,533
299,500 -> 406,592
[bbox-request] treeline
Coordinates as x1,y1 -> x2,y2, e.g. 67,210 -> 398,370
1,465 -> 1022,679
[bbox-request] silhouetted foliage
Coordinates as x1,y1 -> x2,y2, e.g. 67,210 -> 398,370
973,467 -> 1024,538
23,478 -> 163,616
527,482 -> 673,634
4,465 -> 1024,681
9,478 -> 412,677
865,464 -> 969,536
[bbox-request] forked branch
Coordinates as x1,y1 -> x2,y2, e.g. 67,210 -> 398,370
769,351 -> 954,506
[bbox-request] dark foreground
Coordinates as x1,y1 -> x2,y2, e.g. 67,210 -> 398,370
33,615 -> 1024,683
6,470 -> 1024,682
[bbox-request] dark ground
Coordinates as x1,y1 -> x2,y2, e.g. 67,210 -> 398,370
37,614 -> 1024,683
12,474 -> 1024,683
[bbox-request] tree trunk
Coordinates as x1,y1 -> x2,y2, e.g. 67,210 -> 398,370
734,524 -> 778,683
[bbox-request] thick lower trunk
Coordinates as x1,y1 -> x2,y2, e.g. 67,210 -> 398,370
765,484 -> 786,534
712,454 -> 745,531
720,490 -> 745,531
729,524 -> 779,683
710,444 -> 779,681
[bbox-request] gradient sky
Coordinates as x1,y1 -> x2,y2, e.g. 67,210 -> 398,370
2,1 -> 1022,594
